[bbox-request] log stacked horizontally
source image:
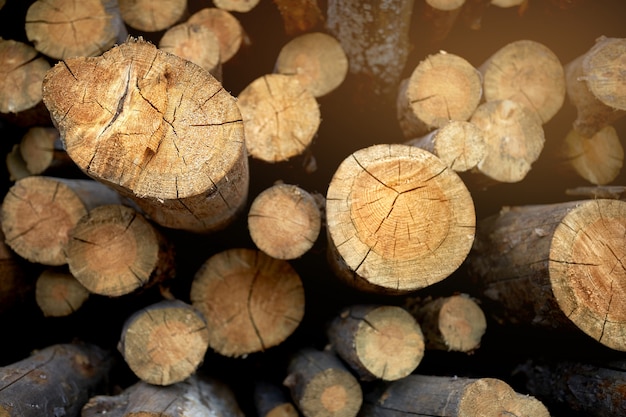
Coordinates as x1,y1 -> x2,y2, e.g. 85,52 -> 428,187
0,2 -> 625,417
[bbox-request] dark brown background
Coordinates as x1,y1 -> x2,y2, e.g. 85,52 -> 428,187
1,1 -> 626,415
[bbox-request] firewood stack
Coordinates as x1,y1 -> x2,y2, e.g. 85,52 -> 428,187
1,1 -> 626,416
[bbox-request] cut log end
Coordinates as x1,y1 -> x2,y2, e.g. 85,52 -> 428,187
190,248 -> 305,357
549,199 -> 626,351
326,144 -> 476,294
238,73 -> 320,163
119,300 -> 209,386
41,37 -> 248,233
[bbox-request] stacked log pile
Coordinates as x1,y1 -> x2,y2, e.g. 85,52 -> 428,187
1,1 -> 626,416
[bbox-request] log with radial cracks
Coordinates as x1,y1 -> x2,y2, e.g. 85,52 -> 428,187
118,299 -> 210,386
41,37 -> 248,233
467,198 -> 626,352
325,143 -> 476,294
190,248 -> 305,357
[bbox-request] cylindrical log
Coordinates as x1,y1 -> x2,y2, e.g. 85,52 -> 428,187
82,373 -> 245,417
565,36 -> 626,137
17,126 -> 68,176
467,198 -> 626,352
254,379 -> 299,417
480,39 -> 566,124
186,7 -> 245,64
118,0 -> 187,32
556,124 -> 623,185
214,0 -> 260,13
283,348 -> 363,417
272,0 -> 324,36
467,99 -> 545,187
326,0 -> 414,96
42,37 -> 249,233
515,358 -> 626,417
405,294 -> 487,353
0,343 -> 113,417
237,73 -> 321,163
65,204 -> 176,297
190,248 -> 305,357
118,299 -> 210,386
325,143 -> 476,294
326,304 -> 425,381
248,183 -> 322,260
565,185 -> 626,200
421,0 -> 466,47
274,32 -> 348,98
1,176 -> 129,266
35,267 -> 90,317
491,0 -> 526,7
405,120 -> 486,173
397,51 -> 482,139
25,0 -> 127,60
158,22 -> 222,81
0,38 -> 51,126
360,374 -> 550,417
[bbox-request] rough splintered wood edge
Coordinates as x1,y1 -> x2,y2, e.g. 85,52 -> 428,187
325,143 -> 476,294
41,36 -> 249,233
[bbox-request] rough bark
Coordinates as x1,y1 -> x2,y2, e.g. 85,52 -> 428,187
397,51 -> 482,139
326,304 -> 425,381
190,248 -> 305,357
467,198 -> 626,352
274,32 -> 348,98
25,0 -> 127,60
0,343 -> 113,417
118,299 -> 209,386
326,0 -> 414,96
480,39 -> 566,124
237,73 -> 320,163
325,143 -> 476,294
82,373 -> 245,417
1,176 -> 128,266
283,348 -> 363,417
65,204 -> 176,297
514,357 -> 626,417
360,374 -> 550,417
42,37 -> 249,233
